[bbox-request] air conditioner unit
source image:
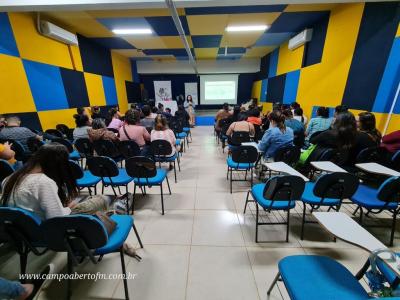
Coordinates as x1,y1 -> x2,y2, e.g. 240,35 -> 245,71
288,29 -> 313,51
40,21 -> 78,45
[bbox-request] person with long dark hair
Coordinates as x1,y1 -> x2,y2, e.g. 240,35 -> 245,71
258,111 -> 294,160
357,112 -> 382,145
107,107 -> 123,130
73,114 -> 91,140
119,109 -> 150,154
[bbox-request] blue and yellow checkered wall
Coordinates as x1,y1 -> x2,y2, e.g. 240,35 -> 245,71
0,12 -> 134,131
253,2 -> 400,133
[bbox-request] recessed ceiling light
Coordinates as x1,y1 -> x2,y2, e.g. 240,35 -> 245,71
226,25 -> 268,32
112,28 -> 152,35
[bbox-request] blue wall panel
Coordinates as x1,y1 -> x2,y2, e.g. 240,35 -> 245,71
260,79 -> 268,102
268,49 -> 279,78
283,70 -> 300,104
0,12 -> 19,57
303,13 -> 329,67
266,74 -> 286,103
102,76 -> 118,106
23,60 -> 69,111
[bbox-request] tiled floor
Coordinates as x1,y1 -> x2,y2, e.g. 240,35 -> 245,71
1,126 -> 398,300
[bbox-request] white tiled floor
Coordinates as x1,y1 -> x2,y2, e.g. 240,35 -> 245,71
1,126 -> 399,300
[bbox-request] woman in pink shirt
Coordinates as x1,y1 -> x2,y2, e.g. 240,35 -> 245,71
119,110 -> 150,155
107,108 -> 123,130
151,115 -> 179,156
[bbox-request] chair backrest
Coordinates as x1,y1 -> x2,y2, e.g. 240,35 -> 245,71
74,138 -> 94,157
68,160 -> 84,180
118,140 -> 141,159
87,156 -> 119,178
0,159 -> 14,184
377,176 -> 400,203
26,137 -> 44,153
169,118 -> 183,134
0,207 -> 44,245
219,118 -> 232,135
93,139 -> 120,158
253,124 -> 263,143
56,124 -> 73,140
52,138 -> 73,153
125,156 -> 157,179
231,146 -> 258,164
313,172 -> 359,200
356,147 -> 380,164
263,175 -> 305,202
45,129 -> 64,139
273,145 -> 301,166
293,129 -> 305,148
392,150 -> 400,172
150,140 -> 173,157
230,131 -> 250,145
1,139 -> 28,162
41,215 -> 107,251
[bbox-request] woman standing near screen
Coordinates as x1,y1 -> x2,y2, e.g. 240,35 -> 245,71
185,95 -> 196,128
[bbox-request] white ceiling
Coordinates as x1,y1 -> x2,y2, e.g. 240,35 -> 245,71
1,0 -> 395,11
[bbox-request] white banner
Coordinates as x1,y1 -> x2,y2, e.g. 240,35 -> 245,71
184,82 -> 198,105
154,81 -> 172,102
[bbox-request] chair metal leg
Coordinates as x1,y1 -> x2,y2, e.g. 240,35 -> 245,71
267,272 -> 280,295
119,248 -> 130,300
359,206 -> 363,224
177,157 -> 181,172
286,209 -> 290,242
88,187 -> 92,196
166,176 -> 172,195
67,252 -> 73,300
244,190 -> 251,214
132,224 -> 143,248
160,184 -> 165,215
131,185 -> 137,215
101,183 -> 105,194
173,161 -> 177,183
226,167 -> 229,180
230,168 -> 233,194
250,168 -> 253,188
19,250 -> 28,282
94,185 -> 97,195
352,206 -> 360,216
255,202 -> 259,243
390,212 -> 397,247
356,259 -> 370,280
301,203 -> 306,240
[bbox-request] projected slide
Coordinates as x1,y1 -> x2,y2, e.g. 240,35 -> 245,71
200,74 -> 238,105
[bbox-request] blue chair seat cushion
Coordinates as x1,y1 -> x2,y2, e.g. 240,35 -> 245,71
103,169 -> 132,185
176,132 -> 187,138
251,183 -> 295,210
133,169 -> 167,185
95,215 -> 133,255
351,185 -> 398,210
77,171 -> 101,187
183,127 -> 190,132
301,182 -> 341,206
69,150 -> 81,160
154,153 -> 178,162
227,157 -> 254,169
279,255 -> 369,300
176,139 -> 181,146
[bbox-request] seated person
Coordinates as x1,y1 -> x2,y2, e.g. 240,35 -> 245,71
0,116 -> 42,151
91,106 -> 102,119
157,103 -> 164,114
293,107 -> 308,125
73,114 -> 91,140
226,115 -> 255,141
381,129 -> 400,154
162,107 -> 173,120
228,106 -> 241,123
140,105 -> 155,128
0,141 -> 17,167
283,109 -> 304,135
258,111 -> 294,160
175,105 -> 190,124
119,110 -> 150,155
247,108 -> 262,126
215,103 -> 232,131
88,118 -> 119,143
357,112 -> 382,146
305,107 -> 332,142
0,277 -> 34,300
107,108 -> 123,130
0,114 -> 6,129
150,106 -> 158,119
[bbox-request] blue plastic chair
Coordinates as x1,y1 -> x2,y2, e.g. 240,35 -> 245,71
0,159 -> 15,186
53,138 -> 81,161
243,175 -> 305,242
41,213 -> 143,300
300,172 -> 359,240
69,160 -> 101,195
0,207 -> 47,279
351,176 -> 400,246
126,156 -> 171,215
226,145 -> 258,194
87,156 -> 133,197
150,140 -> 180,183
268,255 -> 372,300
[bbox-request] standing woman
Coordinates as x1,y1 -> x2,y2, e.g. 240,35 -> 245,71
185,95 -> 196,127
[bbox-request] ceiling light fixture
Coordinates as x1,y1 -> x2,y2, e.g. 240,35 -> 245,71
112,28 -> 152,35
226,25 -> 268,32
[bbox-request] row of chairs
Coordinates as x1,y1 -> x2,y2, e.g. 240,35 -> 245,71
243,172 -> 400,246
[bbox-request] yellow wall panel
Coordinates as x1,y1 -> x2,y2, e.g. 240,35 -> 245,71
70,45 -> 83,72
84,73 -> 106,107
296,3 -> 364,118
38,109 -> 77,130
387,114 -> 400,134
9,13 -> 75,69
251,80 -> 261,100
276,41 -> 304,76
187,15 -> 229,35
111,52 -> 132,113
284,4 -> 338,12
195,48 -> 218,59
87,8 -> 183,18
0,54 -> 36,114
397,23 -> 400,37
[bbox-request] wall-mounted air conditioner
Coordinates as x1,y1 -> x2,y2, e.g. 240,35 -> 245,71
288,29 -> 313,51
40,21 -> 78,45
